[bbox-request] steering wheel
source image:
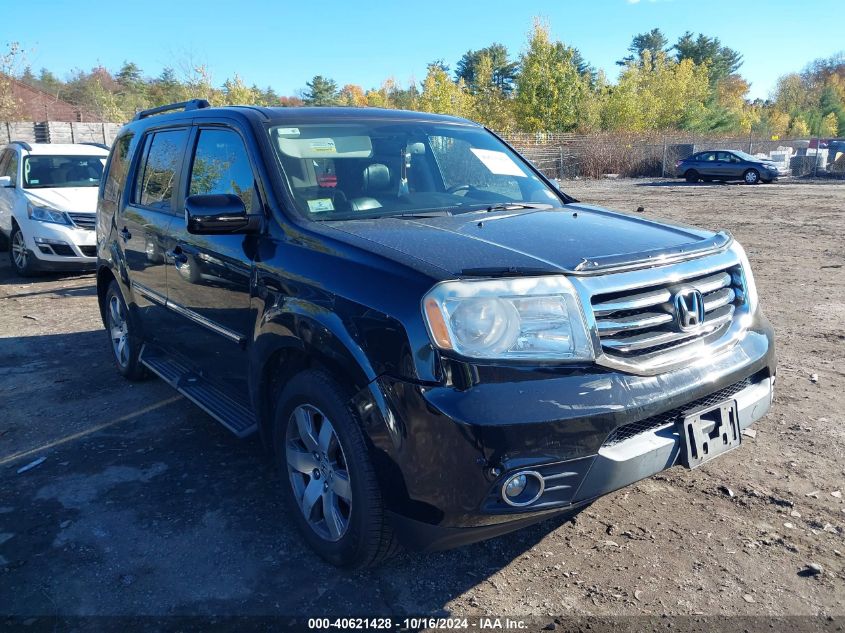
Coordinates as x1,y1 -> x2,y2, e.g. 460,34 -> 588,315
446,184 -> 475,196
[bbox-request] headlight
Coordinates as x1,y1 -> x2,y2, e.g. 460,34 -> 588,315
27,203 -> 70,226
422,276 -> 594,361
730,241 -> 758,312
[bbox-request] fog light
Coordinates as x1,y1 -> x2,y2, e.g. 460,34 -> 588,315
505,474 -> 527,498
501,470 -> 544,507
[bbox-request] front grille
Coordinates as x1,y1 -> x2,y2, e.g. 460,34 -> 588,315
79,245 -> 96,257
590,265 -> 745,360
602,378 -> 752,447
67,212 -> 95,230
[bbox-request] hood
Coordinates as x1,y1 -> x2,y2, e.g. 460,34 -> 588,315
322,204 -> 715,277
24,187 -> 99,213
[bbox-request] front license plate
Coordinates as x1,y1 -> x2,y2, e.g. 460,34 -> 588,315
680,399 -> 741,469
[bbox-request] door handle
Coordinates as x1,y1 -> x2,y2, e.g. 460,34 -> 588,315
166,245 -> 188,265
119,227 -> 131,242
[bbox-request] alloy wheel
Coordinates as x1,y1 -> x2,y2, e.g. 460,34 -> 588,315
108,295 -> 130,368
286,404 -> 352,542
11,230 -> 27,271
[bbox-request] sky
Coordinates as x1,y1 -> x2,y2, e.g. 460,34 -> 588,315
3,0 -> 842,101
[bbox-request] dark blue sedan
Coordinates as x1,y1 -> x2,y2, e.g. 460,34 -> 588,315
676,150 -> 784,184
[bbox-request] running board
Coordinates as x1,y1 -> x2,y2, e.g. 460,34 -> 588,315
140,345 -> 257,438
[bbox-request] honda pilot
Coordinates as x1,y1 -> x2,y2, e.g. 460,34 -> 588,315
96,100 -> 775,567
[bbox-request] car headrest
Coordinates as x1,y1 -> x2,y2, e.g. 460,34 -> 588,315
362,163 -> 390,193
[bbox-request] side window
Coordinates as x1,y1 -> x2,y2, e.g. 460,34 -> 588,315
188,128 -> 256,212
2,150 -> 19,180
717,152 -> 734,162
133,129 -> 189,212
700,152 -> 716,162
0,150 -> 10,177
103,134 -> 134,203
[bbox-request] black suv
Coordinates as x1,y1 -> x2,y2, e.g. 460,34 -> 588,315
96,100 -> 775,567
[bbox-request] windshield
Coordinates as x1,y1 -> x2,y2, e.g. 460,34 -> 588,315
267,122 -> 563,220
732,151 -> 763,162
23,155 -> 105,189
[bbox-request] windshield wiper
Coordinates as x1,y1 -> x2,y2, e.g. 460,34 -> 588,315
461,202 -> 556,213
383,209 -> 454,218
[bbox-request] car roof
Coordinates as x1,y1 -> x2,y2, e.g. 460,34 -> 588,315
5,143 -> 109,156
129,105 -> 481,129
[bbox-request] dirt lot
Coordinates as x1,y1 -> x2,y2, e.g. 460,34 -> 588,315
1,178 -> 844,626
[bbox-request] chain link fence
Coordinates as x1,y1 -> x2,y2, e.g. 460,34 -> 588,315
501,132 -> 845,181
3,121 -> 844,181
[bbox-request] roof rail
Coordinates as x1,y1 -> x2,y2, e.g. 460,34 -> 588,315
132,99 -> 211,121
79,142 -> 110,150
10,140 -> 32,151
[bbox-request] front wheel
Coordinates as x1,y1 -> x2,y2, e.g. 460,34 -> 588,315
743,169 -> 760,184
104,280 -> 147,380
274,370 -> 400,568
9,225 -> 37,277
684,170 -> 700,183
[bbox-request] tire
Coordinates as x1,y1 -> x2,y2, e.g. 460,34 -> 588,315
684,170 -> 699,183
9,224 -> 37,277
743,169 -> 760,184
104,280 -> 147,380
274,369 -> 400,568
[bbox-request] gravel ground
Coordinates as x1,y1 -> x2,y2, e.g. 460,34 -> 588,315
0,178 -> 843,627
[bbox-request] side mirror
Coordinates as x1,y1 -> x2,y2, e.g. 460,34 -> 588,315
185,194 -> 261,235
0,176 -> 13,188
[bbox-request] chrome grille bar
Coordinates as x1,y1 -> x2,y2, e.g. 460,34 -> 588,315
585,259 -> 745,366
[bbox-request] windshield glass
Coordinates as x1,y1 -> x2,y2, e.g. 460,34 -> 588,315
267,122 -> 563,220
23,155 -> 105,189
732,151 -> 762,162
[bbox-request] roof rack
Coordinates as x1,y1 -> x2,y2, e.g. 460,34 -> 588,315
79,142 -> 110,150
132,99 -> 211,121
10,140 -> 32,151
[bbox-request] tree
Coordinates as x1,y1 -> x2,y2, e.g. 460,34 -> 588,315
339,83 -> 367,107
278,95 -> 305,107
37,68 -> 62,97
417,62 -> 472,117
571,48 -> 596,86
455,44 -> 518,95
116,61 -> 144,90
514,20 -> 588,132
601,52 -> 710,131
673,32 -> 742,83
471,53 -> 514,131
258,85 -> 279,106
788,116 -> 810,137
820,112 -> 838,137
819,84 -> 845,136
222,74 -> 257,105
303,75 -> 338,106
617,28 -> 668,66
0,42 -> 25,119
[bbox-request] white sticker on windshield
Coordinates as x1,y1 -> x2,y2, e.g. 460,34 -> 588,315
307,198 -> 334,213
309,139 -> 337,154
277,127 -> 300,136
470,148 -> 525,177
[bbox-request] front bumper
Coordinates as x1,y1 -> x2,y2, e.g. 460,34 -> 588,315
360,311 -> 775,549
21,219 -> 96,270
